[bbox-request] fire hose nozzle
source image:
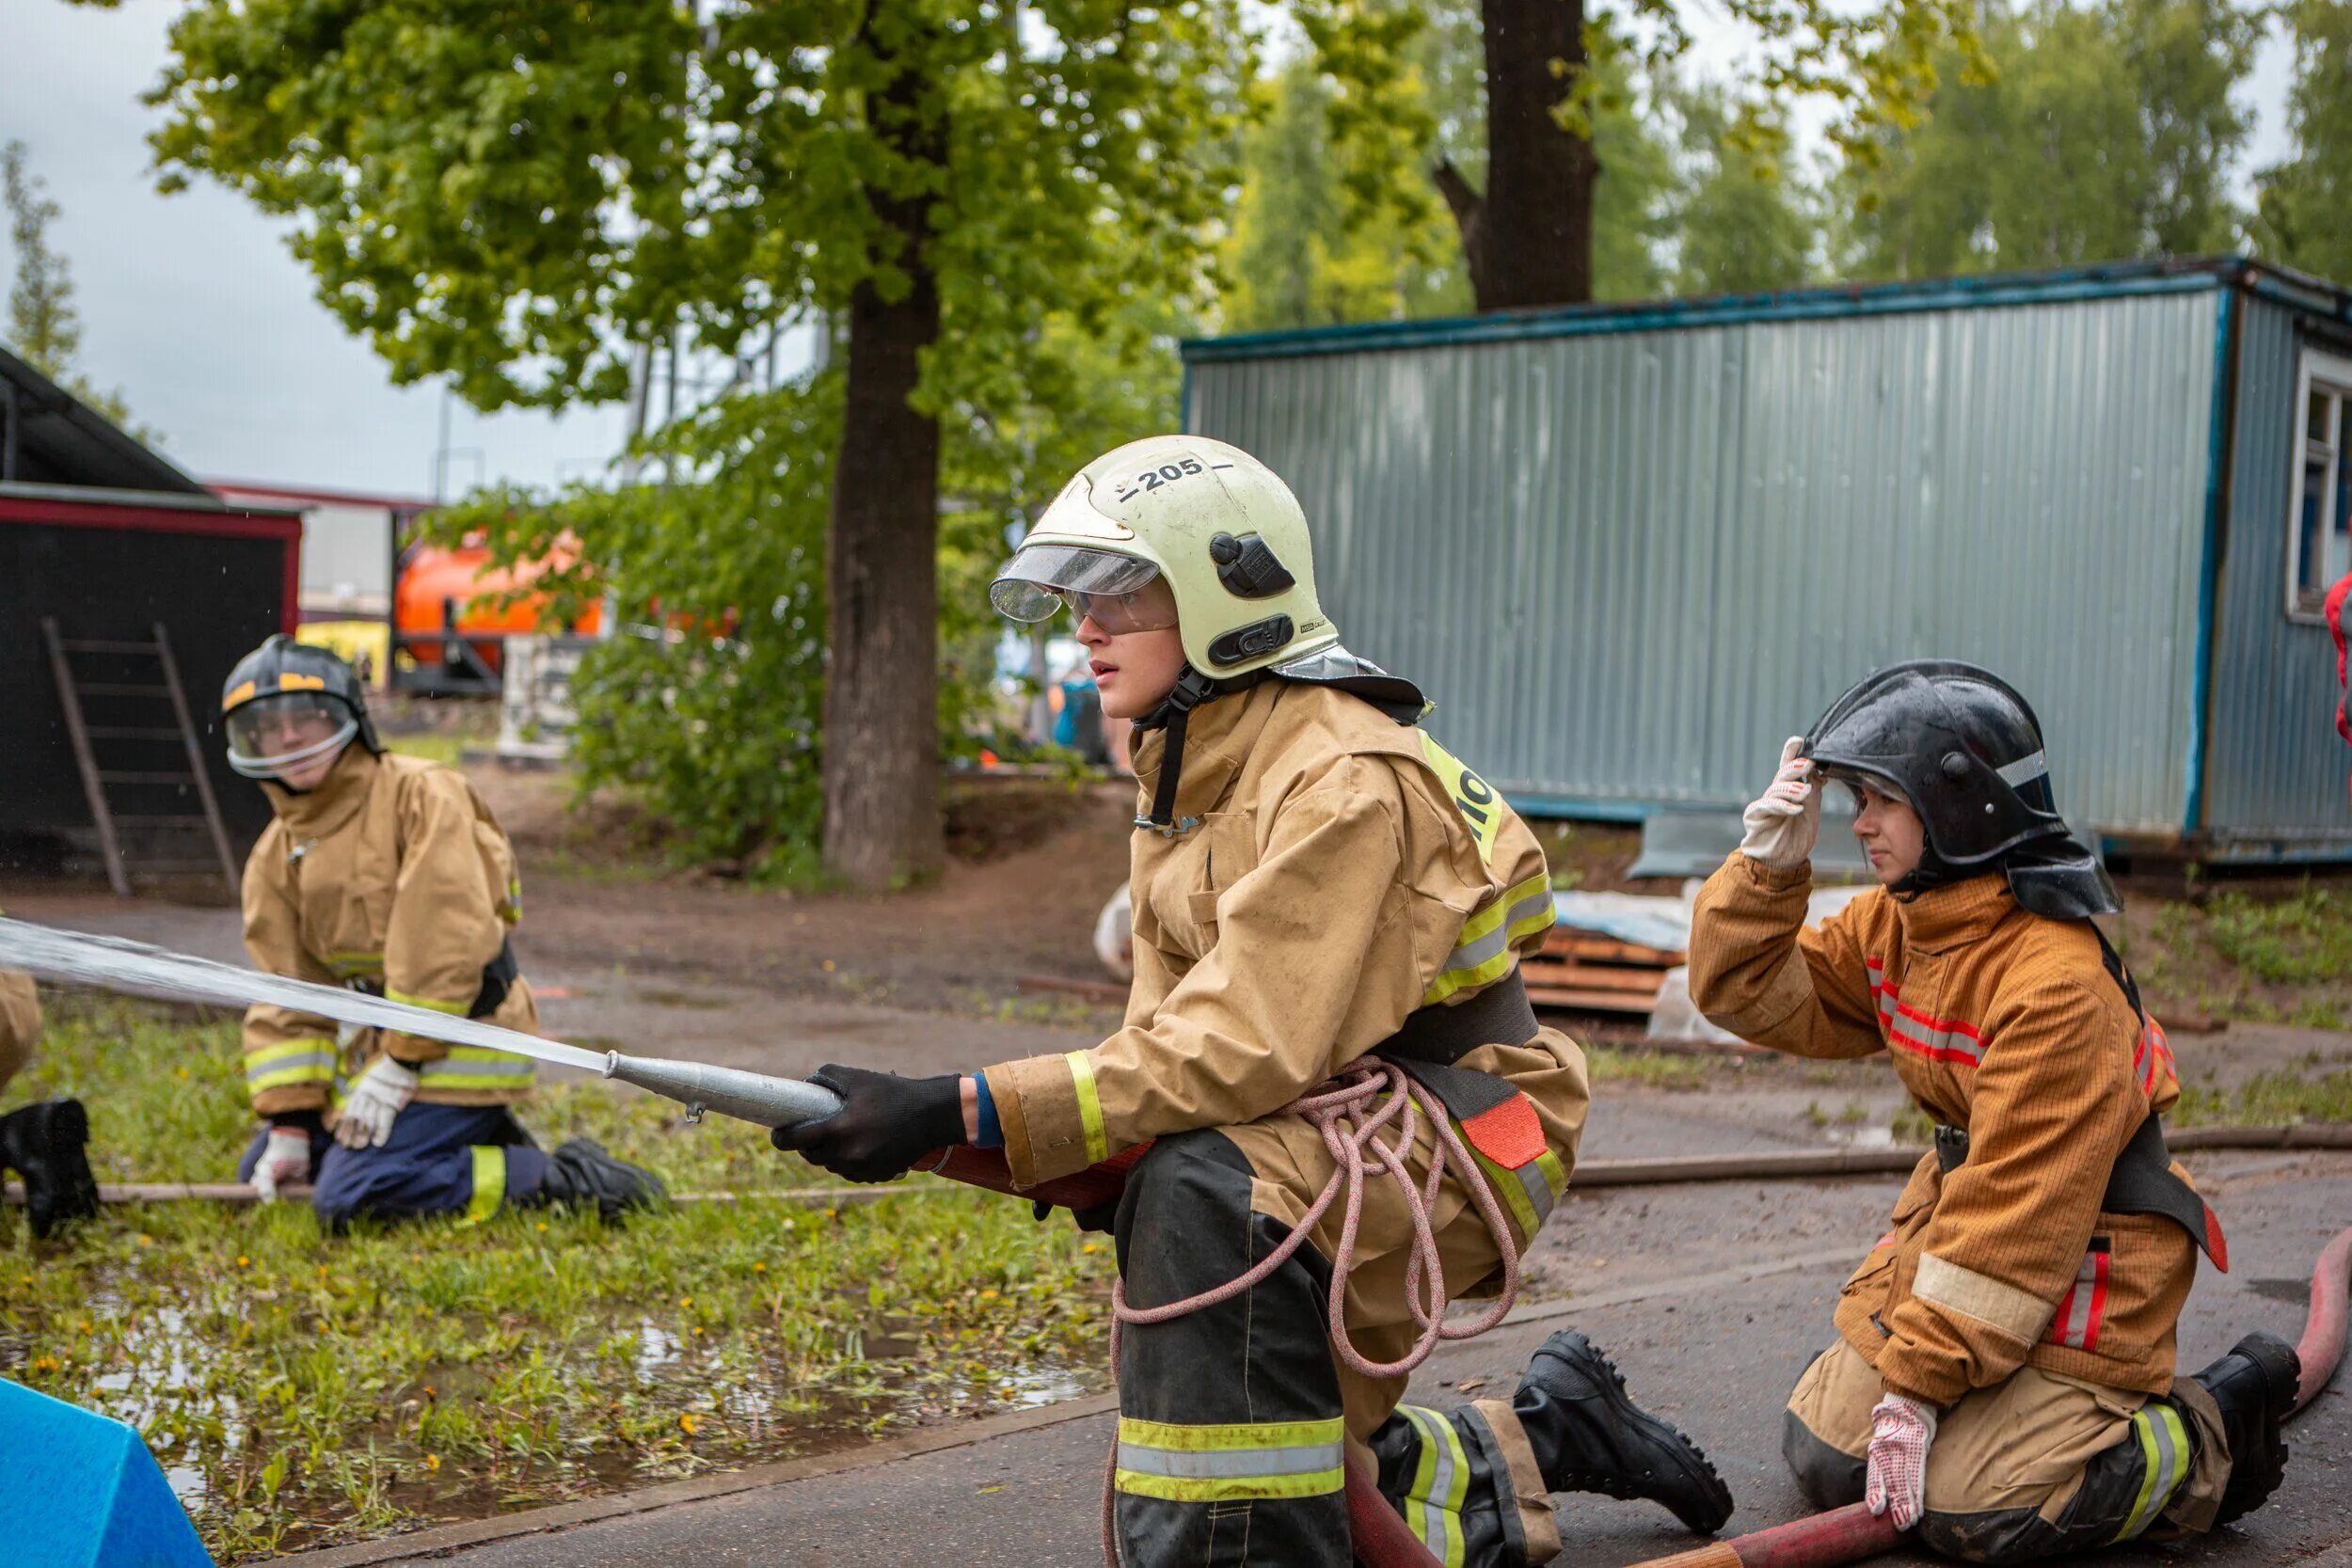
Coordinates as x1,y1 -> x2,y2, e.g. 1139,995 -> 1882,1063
600,1052 -> 845,1130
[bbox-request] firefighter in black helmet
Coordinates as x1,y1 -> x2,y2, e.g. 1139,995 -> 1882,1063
1690,659 -> 2296,1563
220,636 -> 663,1227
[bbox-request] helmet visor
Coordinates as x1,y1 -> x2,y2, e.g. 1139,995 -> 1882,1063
225,692 -> 357,779
989,544 -> 1176,633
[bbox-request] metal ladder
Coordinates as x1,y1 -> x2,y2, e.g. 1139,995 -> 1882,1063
40,617 -> 241,899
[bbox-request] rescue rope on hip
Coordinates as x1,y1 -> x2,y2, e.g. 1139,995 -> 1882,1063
1110,1057 -> 1526,1377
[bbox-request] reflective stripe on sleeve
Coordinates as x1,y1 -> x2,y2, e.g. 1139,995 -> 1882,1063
417,1046 -> 536,1093
1470,1143 -> 1565,1242
245,1037 -> 340,1093
1399,1405 -> 1470,1566
1064,1051 -> 1109,1164
1114,1416 -> 1345,1503
2112,1402 -> 2189,1542
462,1146 -> 506,1226
1422,873 -> 1555,1006
386,988 -> 471,1016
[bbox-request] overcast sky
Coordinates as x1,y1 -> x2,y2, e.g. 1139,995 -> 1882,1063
0,2 -> 2300,501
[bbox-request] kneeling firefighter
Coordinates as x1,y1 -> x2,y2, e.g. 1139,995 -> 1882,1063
221,637 -> 664,1227
774,436 -> 1734,1566
0,963 -> 102,1239
1689,661 -> 2297,1562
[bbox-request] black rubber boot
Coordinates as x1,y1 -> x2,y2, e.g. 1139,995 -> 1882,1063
0,1099 -> 102,1240
1516,1330 -> 1736,1535
536,1137 -> 668,1221
2189,1330 -> 2300,1527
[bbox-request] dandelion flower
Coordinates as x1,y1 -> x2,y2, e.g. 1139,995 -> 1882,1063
678,1413 -> 699,1435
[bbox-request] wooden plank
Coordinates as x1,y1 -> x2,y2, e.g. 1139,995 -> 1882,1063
42,616 -> 132,897
154,621 -> 242,897
1542,932 -> 1686,966
1525,985 -> 1662,1015
1521,962 -> 1664,996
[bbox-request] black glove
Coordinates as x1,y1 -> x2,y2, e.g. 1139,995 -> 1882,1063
771,1064 -> 965,1184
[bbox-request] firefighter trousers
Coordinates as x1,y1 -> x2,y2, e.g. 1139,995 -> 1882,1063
1108,1062 -> 1581,1568
238,1103 -> 546,1228
1783,1338 -> 2231,1563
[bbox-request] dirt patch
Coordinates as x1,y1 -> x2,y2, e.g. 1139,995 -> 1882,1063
469,764 -> 1136,1020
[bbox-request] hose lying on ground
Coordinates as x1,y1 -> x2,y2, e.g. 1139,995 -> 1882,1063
1619,1221 -> 2352,1568
18,1123 -> 2349,1210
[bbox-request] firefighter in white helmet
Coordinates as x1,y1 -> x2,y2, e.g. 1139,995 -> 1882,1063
774,436 -> 1734,1565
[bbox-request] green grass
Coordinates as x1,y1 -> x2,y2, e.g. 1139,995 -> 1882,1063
2169,1067 -> 2352,1128
2124,882 -> 2352,1027
1581,1044 -> 1711,1090
4,998 -> 1111,1561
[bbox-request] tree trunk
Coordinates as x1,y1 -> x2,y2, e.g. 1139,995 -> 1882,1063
820,17 -> 946,891
1445,0 -> 1596,310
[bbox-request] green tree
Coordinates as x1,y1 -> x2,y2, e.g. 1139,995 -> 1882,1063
1221,21 -> 1675,331
2,139 -> 137,430
2255,0 -> 2352,283
1668,89 -> 1817,296
1301,0 -> 1981,311
1837,0 -> 2257,279
139,0 -> 1238,889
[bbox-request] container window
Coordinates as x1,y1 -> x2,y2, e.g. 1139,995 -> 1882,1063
2288,349 -> 2352,620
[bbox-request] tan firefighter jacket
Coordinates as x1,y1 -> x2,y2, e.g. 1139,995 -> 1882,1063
0,968 -> 38,1091
1689,854 -> 2198,1404
240,747 -> 537,1120
983,679 -> 1585,1212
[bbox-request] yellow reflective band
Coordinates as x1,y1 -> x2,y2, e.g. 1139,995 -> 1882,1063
2113,1402 -> 2189,1542
1418,733 -> 1503,866
386,988 -> 469,1016
1400,1406 -> 1470,1566
1473,1145 -> 1544,1239
462,1145 -> 506,1226
222,679 -> 256,711
1065,1051 -> 1109,1164
245,1037 -> 340,1093
418,1046 -> 535,1092
1422,873 -> 1554,1006
325,951 -> 384,977
278,672 -> 326,692
1114,1415 -> 1346,1504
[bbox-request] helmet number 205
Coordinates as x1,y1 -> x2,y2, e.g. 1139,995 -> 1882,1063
1117,456 -> 1204,503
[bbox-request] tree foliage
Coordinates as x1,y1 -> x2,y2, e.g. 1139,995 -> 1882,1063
1666,87 -> 1816,296
144,0 -> 1238,883
1295,0 -> 1985,309
2255,0 -> 2352,283
1836,0 -> 2257,278
2,140 -> 138,430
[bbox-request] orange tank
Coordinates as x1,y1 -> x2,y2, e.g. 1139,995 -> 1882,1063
394,539 -> 603,670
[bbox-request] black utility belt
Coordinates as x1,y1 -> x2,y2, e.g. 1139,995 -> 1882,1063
1376,969 -> 1539,1069
1935,1114 -> 2226,1265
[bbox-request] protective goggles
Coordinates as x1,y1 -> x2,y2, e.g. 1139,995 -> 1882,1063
989,543 -> 1179,633
224,691 -> 358,779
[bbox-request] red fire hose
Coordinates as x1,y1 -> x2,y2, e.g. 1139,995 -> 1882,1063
1623,1223 -> 2352,1568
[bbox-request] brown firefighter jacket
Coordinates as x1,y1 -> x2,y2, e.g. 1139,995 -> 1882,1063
240,747 -> 538,1120
1688,854 -> 2197,1404
982,679 -> 1585,1210
0,968 -> 37,1091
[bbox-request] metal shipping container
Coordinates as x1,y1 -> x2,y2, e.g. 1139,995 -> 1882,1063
1183,257 -> 2352,863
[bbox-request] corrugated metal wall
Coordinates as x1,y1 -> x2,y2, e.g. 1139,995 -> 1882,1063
2202,295 -> 2352,848
1190,291 -> 2220,835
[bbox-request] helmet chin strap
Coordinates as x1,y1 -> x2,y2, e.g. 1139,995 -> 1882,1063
1131,666 -> 1257,836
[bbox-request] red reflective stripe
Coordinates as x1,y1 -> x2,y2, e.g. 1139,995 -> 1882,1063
2082,1251 -> 2111,1353
1889,999 -> 1982,1044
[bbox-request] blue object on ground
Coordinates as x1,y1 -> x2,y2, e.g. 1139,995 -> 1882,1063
0,1375 -> 213,1568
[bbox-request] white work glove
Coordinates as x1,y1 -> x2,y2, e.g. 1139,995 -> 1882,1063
1739,736 -> 1821,869
249,1126 -> 313,1203
1864,1392 -> 1938,1530
333,1055 -> 421,1149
